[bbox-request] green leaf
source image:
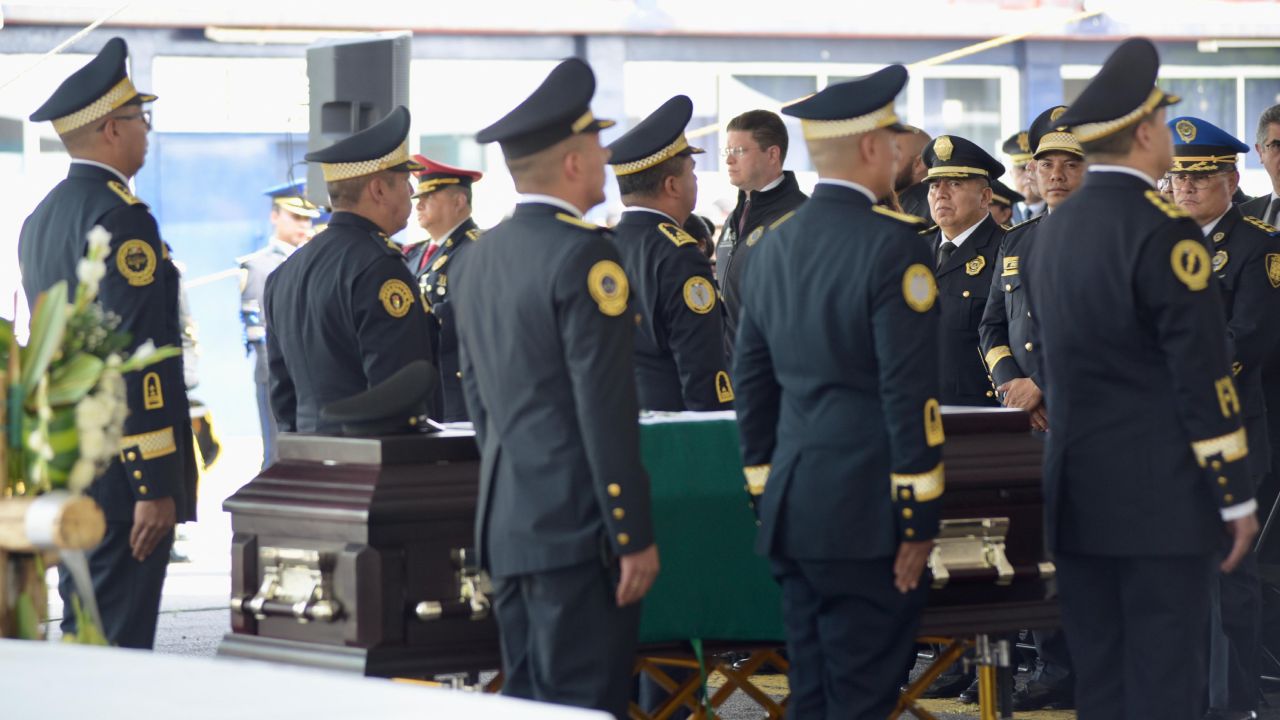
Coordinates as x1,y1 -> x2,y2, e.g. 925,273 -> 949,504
118,345 -> 182,373
47,354 -> 104,406
15,592 -> 41,640
20,283 -> 69,396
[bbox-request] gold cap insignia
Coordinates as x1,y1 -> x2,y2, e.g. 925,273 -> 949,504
1016,131 -> 1030,153
1176,119 -> 1197,143
1266,254 -> 1280,289
683,276 -> 716,314
116,239 -> 157,287
588,260 -> 629,316
1171,239 -> 1211,291
902,263 -> 937,312
378,279 -> 414,318
935,136 -> 954,162
1050,107 -> 1067,123
965,255 -> 987,276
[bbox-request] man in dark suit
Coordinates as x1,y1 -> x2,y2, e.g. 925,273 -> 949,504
408,155 -> 483,422
239,180 -> 319,468
1169,115 -> 1280,720
454,58 -> 659,720
713,109 -> 808,362
1240,104 -> 1280,224
264,107 -> 434,434
979,104 -> 1086,710
920,135 -> 1006,407
19,37 -> 197,649
606,95 -> 732,411
735,65 -> 941,719
896,124 -> 933,221
1024,38 -> 1259,720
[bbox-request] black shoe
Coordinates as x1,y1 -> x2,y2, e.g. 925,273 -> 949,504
1013,682 -> 1074,711
1203,710 -> 1258,720
958,677 -> 981,704
919,671 -> 975,699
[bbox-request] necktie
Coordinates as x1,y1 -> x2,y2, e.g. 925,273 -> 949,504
737,195 -> 752,238
418,242 -> 439,273
936,240 -> 957,271
1267,196 -> 1280,227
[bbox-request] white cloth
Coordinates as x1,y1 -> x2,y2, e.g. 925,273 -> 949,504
71,158 -> 130,187
815,178 -> 877,204
517,193 -> 583,218
623,207 -> 679,224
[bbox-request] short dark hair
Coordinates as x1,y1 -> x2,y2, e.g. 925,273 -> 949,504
1257,103 -> 1280,146
327,170 -> 400,209
617,154 -> 689,197
1079,118 -> 1145,158
727,109 -> 789,163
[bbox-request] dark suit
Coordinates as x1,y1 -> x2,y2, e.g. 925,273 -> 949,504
714,171 -> 807,363
1238,191 -> 1274,221
926,215 -> 1004,406
1025,170 -> 1254,719
610,209 -> 732,411
735,182 -> 941,718
1204,206 -> 1280,711
452,201 -> 653,719
264,210 -> 433,434
897,181 -> 932,223
419,219 -> 481,422
19,161 -> 197,648
239,241 -> 290,467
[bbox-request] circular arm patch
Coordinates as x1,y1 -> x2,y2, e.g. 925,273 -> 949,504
379,279 -> 414,317
588,260 -> 629,316
683,276 -> 716,314
902,263 -> 937,312
116,239 -> 157,287
1171,239 -> 1211,291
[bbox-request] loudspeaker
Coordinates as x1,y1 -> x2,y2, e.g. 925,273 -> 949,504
305,33 -> 412,207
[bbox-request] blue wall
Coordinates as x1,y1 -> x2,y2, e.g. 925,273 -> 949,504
135,132 -> 307,438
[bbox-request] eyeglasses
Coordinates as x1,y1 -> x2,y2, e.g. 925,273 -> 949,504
721,146 -> 751,158
1157,176 -> 1173,192
1169,173 -> 1228,190
1263,140 -> 1280,153
101,110 -> 152,131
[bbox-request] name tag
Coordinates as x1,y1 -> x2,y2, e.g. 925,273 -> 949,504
1002,256 -> 1019,277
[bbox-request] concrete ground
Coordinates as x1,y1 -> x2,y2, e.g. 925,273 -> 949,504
38,436 -> 1280,719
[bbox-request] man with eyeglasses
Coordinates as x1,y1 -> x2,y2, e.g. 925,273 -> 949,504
1240,104 -> 1280,225
19,37 -> 197,649
1169,115 -> 1280,720
713,110 -> 807,362
1003,130 -> 1046,224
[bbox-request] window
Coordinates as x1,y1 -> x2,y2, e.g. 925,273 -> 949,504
922,78 -> 1003,155
1244,78 -> 1280,170
723,74 -> 817,171
1162,78 -> 1236,137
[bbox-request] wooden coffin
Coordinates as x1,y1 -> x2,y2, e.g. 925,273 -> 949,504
217,430 -> 501,677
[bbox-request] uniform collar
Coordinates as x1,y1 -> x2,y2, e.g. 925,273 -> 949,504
70,158 -> 131,187
517,193 -> 582,218
1200,207 -> 1231,238
1088,164 -> 1159,189
430,217 -> 470,245
269,237 -> 298,258
621,206 -> 679,225
815,178 -> 876,204
754,173 -> 786,194
941,213 -> 991,247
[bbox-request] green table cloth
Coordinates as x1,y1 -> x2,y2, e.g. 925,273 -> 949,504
636,411 -> 785,645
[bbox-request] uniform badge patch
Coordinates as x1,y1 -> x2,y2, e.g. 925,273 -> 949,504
143,372 -> 163,410
1175,119 -> 1197,143
1171,239 -> 1211,291
716,371 -> 735,403
587,260 -> 629,316
659,223 -> 696,247
965,255 -> 986,276
1212,231 -> 1226,245
935,135 -> 954,162
116,239 -> 156,286
431,254 -> 449,272
924,398 -> 944,447
1213,249 -> 1229,273
683,276 -> 716,314
1267,254 -> 1280,289
378,279 -> 414,318
902,263 -> 937,312
745,226 -> 765,247
1002,256 -> 1019,276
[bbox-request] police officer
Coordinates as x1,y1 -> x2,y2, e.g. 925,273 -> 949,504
606,95 -> 733,411
239,180 -> 319,467
1168,115 -> 1280,720
987,179 -> 1024,228
920,134 -> 1006,407
1024,38 -> 1259,720
1003,129 -> 1044,224
735,65 -> 941,719
264,107 -> 434,434
979,105 -> 1086,710
409,155 -> 483,422
455,58 -> 659,720
19,37 -> 197,648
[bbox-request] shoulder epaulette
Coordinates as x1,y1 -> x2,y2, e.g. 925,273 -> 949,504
465,228 -> 482,242
1000,223 -> 1012,231
1242,215 -> 1279,235
769,210 -> 797,230
555,212 -> 601,231
658,222 -> 697,247
919,224 -> 939,236
1144,190 -> 1189,219
1005,214 -> 1044,234
106,180 -> 144,207
871,205 -> 927,226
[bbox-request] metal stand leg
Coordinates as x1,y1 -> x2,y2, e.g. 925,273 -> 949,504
974,634 -> 1013,720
